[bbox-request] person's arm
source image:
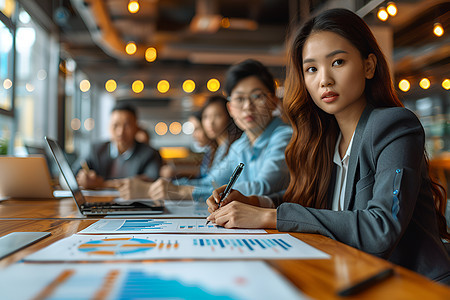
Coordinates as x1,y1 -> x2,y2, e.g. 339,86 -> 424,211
277,109 -> 426,258
190,126 -> 292,201
228,127 -> 292,196
205,187 -> 277,228
75,144 -> 105,189
209,201 -> 277,229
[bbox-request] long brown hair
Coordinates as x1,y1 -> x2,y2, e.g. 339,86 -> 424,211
201,95 -> 242,168
283,9 -> 449,239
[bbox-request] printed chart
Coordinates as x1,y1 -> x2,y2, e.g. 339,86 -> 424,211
25,234 -> 330,261
79,219 -> 266,234
0,262 -> 306,300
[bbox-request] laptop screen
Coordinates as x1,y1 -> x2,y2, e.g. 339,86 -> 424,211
45,137 -> 86,208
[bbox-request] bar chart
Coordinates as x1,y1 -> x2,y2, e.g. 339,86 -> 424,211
25,234 -> 330,261
0,262 -> 307,300
79,219 -> 266,234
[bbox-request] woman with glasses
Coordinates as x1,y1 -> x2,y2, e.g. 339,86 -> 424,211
116,59 -> 292,202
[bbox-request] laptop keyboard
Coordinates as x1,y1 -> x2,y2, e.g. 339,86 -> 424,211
81,201 -> 155,214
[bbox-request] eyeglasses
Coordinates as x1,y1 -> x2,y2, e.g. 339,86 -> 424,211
227,90 -> 270,107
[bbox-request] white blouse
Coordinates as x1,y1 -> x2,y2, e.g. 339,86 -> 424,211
331,132 -> 355,211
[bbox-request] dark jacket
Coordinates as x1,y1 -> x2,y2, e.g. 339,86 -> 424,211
81,141 -> 162,181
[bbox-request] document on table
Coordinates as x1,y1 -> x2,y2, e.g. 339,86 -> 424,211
78,218 -> 266,234
25,233 -> 330,261
0,261 -> 307,300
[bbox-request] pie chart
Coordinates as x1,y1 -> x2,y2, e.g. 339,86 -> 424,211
78,238 -> 157,255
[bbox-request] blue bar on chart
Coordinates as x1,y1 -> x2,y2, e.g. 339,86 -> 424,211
241,239 -> 253,251
192,237 -> 292,253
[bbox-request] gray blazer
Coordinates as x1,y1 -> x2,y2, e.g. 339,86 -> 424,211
276,105 -> 450,283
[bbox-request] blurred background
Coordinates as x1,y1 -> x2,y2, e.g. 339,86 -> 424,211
0,0 -> 449,164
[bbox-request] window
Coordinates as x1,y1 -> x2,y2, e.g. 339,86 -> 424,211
0,18 -> 13,111
14,7 -> 58,150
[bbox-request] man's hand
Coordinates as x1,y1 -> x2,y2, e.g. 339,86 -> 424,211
76,170 -> 104,189
116,177 -> 152,200
148,178 -> 194,200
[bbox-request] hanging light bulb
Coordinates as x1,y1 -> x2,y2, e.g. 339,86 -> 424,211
419,78 -> 430,90
398,79 -> 410,92
145,47 -> 157,62
377,7 -> 389,21
128,0 -> 139,14
207,78 -> 220,92
433,23 -> 444,37
386,2 -> 397,16
125,42 -> 137,55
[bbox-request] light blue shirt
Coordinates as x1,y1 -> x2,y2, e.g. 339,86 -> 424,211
199,141 -> 228,179
178,117 -> 292,201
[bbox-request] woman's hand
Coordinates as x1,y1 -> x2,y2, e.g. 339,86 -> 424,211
206,185 -> 260,213
206,201 -> 277,229
148,178 -> 194,200
116,177 -> 151,200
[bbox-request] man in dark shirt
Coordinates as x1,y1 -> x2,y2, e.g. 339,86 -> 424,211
76,103 -> 162,189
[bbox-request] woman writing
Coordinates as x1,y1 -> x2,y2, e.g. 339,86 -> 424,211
206,9 -> 449,283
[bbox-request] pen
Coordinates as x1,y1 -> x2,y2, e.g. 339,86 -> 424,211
337,268 -> 394,297
206,163 -> 244,225
81,160 -> 90,172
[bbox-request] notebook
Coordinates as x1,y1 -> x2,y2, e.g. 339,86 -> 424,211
44,137 -> 164,216
0,156 -> 56,199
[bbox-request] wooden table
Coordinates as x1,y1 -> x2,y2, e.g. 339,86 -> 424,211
0,197 -> 449,299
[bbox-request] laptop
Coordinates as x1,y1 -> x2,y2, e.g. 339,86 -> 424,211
0,155 -> 57,199
44,137 -> 164,216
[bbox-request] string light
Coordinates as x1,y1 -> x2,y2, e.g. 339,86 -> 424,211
207,78 -> 220,92
155,122 -> 168,135
105,79 -> 117,92
157,80 -> 170,93
128,0 -> 139,14
169,122 -> 182,135
377,7 -> 388,21
182,80 -> 196,93
84,118 -> 95,131
145,47 -> 157,62
386,2 -> 397,16
398,79 -> 410,92
221,17 -> 231,28
125,42 -> 137,55
80,79 -> 90,92
25,83 -> 34,92
433,23 -> 444,37
3,79 -> 12,89
132,80 -> 144,93
419,78 -> 430,90
71,118 -> 81,131
442,79 -> 450,90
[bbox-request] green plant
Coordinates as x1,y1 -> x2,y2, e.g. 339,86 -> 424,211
0,139 -> 8,155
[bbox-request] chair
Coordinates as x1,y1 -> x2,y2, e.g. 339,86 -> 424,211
429,152 -> 450,237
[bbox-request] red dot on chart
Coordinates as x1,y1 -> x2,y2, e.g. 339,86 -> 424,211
234,277 -> 247,286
